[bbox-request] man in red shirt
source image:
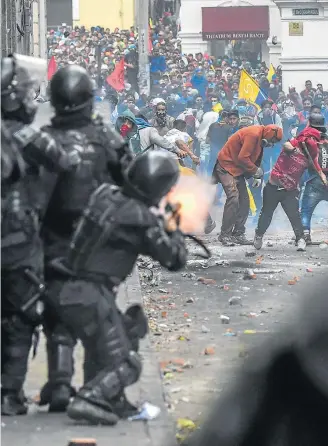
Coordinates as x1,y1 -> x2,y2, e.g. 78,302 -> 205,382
254,113 -> 327,251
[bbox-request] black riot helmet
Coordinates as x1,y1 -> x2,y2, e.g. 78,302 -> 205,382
309,113 -> 326,133
1,55 -> 41,123
50,65 -> 94,115
122,151 -> 180,206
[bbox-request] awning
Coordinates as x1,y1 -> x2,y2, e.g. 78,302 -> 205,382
202,6 -> 270,41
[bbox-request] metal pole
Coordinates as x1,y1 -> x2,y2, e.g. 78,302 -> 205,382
137,0 -> 150,96
96,43 -> 102,89
38,0 -> 48,97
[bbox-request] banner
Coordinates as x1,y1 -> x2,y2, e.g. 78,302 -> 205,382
267,64 -> 277,83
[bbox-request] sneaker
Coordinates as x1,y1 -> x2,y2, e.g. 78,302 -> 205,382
218,234 -> 235,246
253,233 -> 263,250
204,218 -> 216,235
296,238 -> 306,252
232,233 -> 252,245
304,230 -> 312,245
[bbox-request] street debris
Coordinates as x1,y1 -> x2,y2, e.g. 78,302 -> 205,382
204,347 -> 215,355
243,269 -> 257,280
306,268 -> 313,273
128,402 -> 161,421
266,240 -> 274,247
220,314 -> 230,324
234,268 -> 284,275
220,284 -> 230,290
229,296 -> 242,305
197,277 -> 216,285
181,272 -> 197,279
223,329 -> 237,337
186,297 -> 194,303
201,325 -> 210,333
319,243 -> 327,250
255,255 -> 264,265
245,251 -> 256,257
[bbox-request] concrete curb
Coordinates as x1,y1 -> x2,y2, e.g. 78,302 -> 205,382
120,267 -> 176,446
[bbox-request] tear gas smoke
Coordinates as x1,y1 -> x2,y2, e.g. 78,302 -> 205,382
161,175 -> 216,233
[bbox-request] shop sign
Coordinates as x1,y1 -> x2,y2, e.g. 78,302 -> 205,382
289,22 -> 304,36
292,8 -> 319,16
202,32 -> 268,41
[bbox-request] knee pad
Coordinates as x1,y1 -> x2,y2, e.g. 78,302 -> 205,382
124,305 -> 148,340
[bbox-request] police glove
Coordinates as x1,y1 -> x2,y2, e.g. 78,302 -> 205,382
252,178 -> 262,188
253,167 -> 264,179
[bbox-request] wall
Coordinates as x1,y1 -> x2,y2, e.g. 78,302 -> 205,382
274,0 -> 328,91
76,0 -> 134,29
179,0 -> 282,65
1,0 -> 32,56
47,0 -> 73,28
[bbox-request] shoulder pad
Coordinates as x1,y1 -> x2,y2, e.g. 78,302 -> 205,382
13,125 -> 41,150
117,199 -> 156,228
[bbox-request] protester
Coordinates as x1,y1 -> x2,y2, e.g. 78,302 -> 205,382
212,125 -> 283,246
254,114 -> 327,252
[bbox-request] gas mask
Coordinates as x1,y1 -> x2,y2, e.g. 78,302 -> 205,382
156,108 -> 167,126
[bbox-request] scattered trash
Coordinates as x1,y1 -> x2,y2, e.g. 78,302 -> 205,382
197,277 -> 216,285
288,279 -> 296,285
266,240 -> 274,247
170,387 -> 182,394
186,297 -> 194,303
244,329 -> 257,334
248,312 -> 259,318
306,268 -> 313,273
201,325 -> 210,333
181,396 -> 190,403
161,311 -> 168,318
229,296 -> 242,305
204,347 -> 215,355
183,312 -> 189,318
245,251 -> 256,257
224,329 -> 237,337
220,284 -> 230,291
181,272 -> 197,279
128,402 -> 161,421
158,288 -> 168,293
240,286 -> 250,292
177,418 -> 196,431
220,314 -> 230,324
178,336 -> 187,341
234,268 -> 284,275
171,358 -> 186,367
255,255 -> 264,265
243,269 -> 257,280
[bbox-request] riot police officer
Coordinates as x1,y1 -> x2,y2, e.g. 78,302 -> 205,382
38,64 -> 133,412
45,150 -> 187,425
1,54 -> 81,416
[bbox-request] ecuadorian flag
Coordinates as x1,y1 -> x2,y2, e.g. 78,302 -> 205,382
267,64 -> 277,83
238,69 -> 268,110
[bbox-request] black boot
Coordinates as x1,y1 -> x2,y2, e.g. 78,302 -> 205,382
67,396 -> 119,425
1,391 -> 28,416
232,233 -> 252,245
39,337 -> 75,412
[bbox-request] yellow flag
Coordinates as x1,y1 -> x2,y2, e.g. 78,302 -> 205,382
238,69 -> 267,110
247,184 -> 257,216
149,18 -> 153,28
267,64 -> 276,83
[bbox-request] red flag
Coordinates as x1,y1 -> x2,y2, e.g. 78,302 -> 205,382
148,26 -> 153,53
106,58 -> 125,91
47,56 -> 57,80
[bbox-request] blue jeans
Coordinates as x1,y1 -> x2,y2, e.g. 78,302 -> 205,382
301,176 -> 328,230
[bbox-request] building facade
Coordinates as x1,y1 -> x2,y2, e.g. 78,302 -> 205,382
179,0 -> 282,67
273,0 -> 328,92
46,0 -> 134,30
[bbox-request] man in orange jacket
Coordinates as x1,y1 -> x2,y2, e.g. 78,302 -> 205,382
212,124 -> 283,246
